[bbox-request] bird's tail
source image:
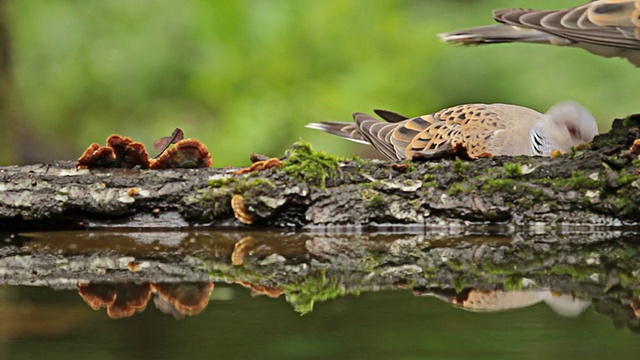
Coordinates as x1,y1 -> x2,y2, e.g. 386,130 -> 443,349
438,24 -> 556,46
305,122 -> 369,144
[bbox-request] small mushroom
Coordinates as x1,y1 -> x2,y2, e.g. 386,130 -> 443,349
233,157 -> 283,175
231,194 -> 254,225
149,139 -> 213,169
390,162 -> 410,173
630,139 -> 640,156
76,135 -> 149,169
550,149 -> 563,159
107,135 -> 150,168
77,143 -> 117,169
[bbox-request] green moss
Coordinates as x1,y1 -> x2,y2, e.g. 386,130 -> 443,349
482,178 -> 518,193
561,171 -> 601,190
208,176 -> 237,188
453,158 -> 469,176
283,140 -> 342,187
603,196 -> 636,217
242,177 -> 276,190
362,180 -> 384,189
284,271 -> 357,315
361,188 -> 386,209
423,173 -> 437,187
209,175 -> 275,194
197,191 -> 233,219
201,176 -> 278,221
617,168 -> 640,187
408,198 -> 424,210
532,170 -> 602,191
402,161 -> 417,173
485,208 -> 505,220
453,277 -> 468,293
503,162 -> 522,178
623,114 -> 640,127
447,182 -> 467,196
503,276 -> 525,291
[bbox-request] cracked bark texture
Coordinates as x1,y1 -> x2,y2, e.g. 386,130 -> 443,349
0,115 -> 639,231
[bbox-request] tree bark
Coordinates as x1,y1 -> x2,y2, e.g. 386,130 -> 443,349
1,115 -> 639,231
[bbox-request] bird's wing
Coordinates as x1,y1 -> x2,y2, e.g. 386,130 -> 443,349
398,104 -> 504,159
305,122 -> 370,145
353,113 -> 404,160
373,109 -> 410,123
494,1 -> 640,50
439,1 -> 640,66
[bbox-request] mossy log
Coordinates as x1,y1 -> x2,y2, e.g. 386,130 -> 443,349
1,115 -> 640,231
1,230 -> 639,329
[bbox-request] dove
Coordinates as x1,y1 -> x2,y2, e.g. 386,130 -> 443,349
438,0 -> 640,66
306,101 -> 598,161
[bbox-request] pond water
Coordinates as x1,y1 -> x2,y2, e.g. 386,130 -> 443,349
0,230 -> 638,359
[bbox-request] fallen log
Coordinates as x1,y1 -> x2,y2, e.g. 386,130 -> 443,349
1,115 -> 639,231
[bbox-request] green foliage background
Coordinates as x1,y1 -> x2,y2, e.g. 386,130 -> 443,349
4,0 -> 639,165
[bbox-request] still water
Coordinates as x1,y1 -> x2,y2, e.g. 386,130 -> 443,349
0,230 -> 638,359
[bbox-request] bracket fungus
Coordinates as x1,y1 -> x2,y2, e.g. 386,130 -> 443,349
77,129 -> 213,170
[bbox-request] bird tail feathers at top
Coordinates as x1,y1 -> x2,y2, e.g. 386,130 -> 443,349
438,24 -> 557,46
305,122 -> 370,144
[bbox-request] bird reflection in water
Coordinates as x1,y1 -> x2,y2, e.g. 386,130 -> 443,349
414,286 -> 592,317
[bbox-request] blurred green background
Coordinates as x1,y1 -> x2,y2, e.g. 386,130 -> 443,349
1,0 -> 639,166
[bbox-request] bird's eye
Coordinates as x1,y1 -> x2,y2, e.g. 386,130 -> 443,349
568,125 -> 580,138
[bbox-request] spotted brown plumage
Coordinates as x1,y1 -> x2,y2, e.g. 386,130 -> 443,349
306,102 -> 599,161
439,0 -> 640,66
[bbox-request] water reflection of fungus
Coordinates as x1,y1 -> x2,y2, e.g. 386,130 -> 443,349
231,236 -> 255,265
78,282 -> 213,319
231,195 -> 254,225
77,283 -> 151,319
149,139 -> 213,169
151,283 -> 214,317
235,280 -> 283,298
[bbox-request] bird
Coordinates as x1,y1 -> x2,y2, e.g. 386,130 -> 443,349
438,0 -> 640,67
306,101 -> 598,161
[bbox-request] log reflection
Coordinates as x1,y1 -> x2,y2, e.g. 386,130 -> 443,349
0,229 -> 637,331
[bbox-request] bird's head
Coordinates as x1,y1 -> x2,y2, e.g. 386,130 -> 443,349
544,101 -> 599,153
